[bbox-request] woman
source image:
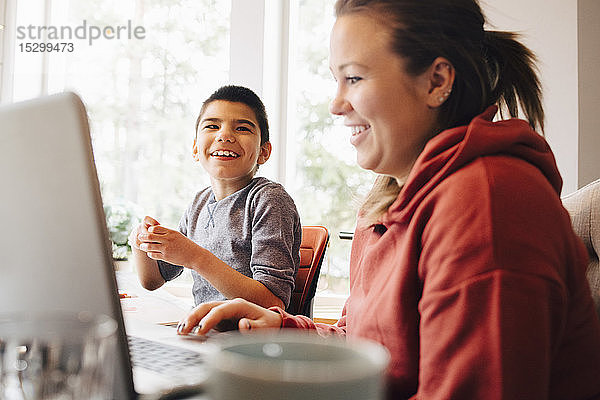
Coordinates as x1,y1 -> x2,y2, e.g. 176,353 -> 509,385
179,1 -> 600,398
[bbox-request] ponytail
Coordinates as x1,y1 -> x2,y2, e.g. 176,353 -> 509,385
483,31 -> 544,133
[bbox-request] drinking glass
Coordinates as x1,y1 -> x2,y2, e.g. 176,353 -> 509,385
0,312 -> 117,400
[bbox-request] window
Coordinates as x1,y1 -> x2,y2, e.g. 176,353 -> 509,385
285,0 -> 374,298
2,0 -> 372,312
8,0 -> 230,229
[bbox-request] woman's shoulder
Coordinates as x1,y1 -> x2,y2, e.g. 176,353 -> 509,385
435,154 -> 559,204
418,154 -> 566,245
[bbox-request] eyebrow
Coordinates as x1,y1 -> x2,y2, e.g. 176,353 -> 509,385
331,61 -> 369,73
200,117 -> 257,128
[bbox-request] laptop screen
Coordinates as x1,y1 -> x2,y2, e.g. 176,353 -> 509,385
0,92 -> 135,399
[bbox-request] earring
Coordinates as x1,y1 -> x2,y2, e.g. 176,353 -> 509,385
438,89 -> 452,104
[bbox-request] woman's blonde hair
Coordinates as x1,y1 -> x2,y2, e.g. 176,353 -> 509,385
359,175 -> 403,226
335,0 -> 545,225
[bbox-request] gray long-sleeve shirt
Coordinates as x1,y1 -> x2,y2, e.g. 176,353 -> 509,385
158,177 -> 301,307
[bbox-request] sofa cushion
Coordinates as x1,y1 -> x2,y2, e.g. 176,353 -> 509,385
562,179 -> 600,317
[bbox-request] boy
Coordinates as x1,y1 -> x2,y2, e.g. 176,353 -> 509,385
129,85 -> 301,309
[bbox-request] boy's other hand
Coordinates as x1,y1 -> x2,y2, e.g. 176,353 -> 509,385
137,224 -> 202,268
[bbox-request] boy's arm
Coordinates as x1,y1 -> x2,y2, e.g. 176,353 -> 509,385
247,185 -> 300,309
131,246 -> 165,290
187,250 -> 285,309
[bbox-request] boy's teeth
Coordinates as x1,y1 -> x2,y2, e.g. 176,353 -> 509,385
212,150 -> 239,157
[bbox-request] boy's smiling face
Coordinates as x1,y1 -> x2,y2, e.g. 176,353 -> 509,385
193,100 -> 271,199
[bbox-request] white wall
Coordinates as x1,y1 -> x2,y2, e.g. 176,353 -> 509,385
578,0 -> 600,189
483,0 -> 599,194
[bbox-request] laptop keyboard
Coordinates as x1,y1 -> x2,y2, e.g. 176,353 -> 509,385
127,335 -> 205,374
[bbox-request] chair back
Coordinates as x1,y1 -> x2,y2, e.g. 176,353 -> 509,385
288,226 -> 329,317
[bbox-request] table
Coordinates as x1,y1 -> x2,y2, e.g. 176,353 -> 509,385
116,270 -> 194,325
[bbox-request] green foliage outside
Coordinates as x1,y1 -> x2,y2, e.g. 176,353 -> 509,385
104,201 -> 142,260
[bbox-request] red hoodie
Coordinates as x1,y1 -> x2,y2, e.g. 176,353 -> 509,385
273,107 -> 600,399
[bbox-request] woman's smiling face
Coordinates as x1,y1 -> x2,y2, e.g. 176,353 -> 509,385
328,12 -> 439,180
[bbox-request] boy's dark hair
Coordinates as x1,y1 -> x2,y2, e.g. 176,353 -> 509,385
196,85 -> 270,145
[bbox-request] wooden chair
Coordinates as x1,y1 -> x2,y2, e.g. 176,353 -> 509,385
287,226 -> 329,317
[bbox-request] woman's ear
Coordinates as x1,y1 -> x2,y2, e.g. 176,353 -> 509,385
257,141 -> 272,165
425,57 -> 456,108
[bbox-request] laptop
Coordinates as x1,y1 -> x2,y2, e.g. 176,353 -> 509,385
0,92 -> 210,399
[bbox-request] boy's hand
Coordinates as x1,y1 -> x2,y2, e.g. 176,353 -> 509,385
137,224 -> 202,267
128,216 -> 160,250
177,298 -> 283,336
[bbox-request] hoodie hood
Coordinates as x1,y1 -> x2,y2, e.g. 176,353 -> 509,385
382,106 -> 562,225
